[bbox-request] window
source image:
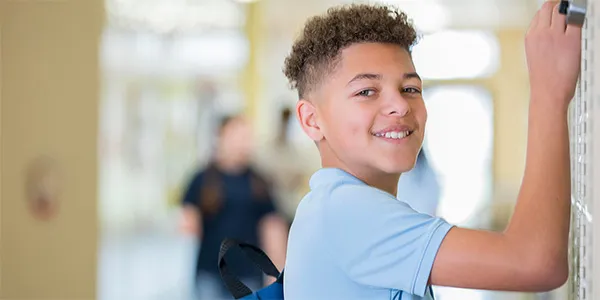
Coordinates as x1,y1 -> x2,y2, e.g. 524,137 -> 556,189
424,85 -> 494,226
412,30 -> 500,80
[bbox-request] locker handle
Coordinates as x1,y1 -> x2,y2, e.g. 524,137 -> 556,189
559,0 -> 587,27
26,156 -> 62,221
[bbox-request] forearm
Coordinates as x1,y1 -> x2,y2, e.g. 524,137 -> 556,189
259,214 -> 288,270
180,205 -> 203,237
430,99 -> 572,290
505,93 -> 571,270
432,2 -> 579,291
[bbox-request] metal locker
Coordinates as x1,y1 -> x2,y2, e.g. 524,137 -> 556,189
568,0 -> 598,299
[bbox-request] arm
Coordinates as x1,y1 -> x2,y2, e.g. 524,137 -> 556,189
180,204 -> 202,237
251,171 -> 289,281
178,172 -> 204,237
259,213 -> 289,272
430,1 -> 581,291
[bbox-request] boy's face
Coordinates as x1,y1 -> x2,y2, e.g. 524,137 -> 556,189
298,43 -> 426,175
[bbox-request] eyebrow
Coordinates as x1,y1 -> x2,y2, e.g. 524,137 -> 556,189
346,72 -> 422,85
404,72 -> 422,82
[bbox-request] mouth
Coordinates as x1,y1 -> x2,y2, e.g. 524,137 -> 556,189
371,127 -> 415,141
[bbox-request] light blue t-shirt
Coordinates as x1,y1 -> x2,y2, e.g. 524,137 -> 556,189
284,168 -> 454,300
397,154 -> 440,216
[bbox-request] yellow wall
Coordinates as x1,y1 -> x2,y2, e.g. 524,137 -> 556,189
492,29 -> 530,190
0,1 -> 102,298
242,2 -> 265,122
489,29 -> 531,228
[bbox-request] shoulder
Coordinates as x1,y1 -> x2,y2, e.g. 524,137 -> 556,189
247,166 -> 274,199
327,182 -> 408,212
186,163 -> 222,187
247,166 -> 273,189
307,168 -> 409,212
319,182 -> 419,233
186,168 -> 207,185
248,164 -> 269,179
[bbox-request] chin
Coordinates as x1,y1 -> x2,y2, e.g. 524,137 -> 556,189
376,158 -> 417,174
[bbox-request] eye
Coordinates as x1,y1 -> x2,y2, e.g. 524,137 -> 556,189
403,87 -> 422,94
356,89 -> 376,97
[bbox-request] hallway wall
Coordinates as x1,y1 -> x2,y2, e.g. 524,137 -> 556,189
0,1 -> 103,298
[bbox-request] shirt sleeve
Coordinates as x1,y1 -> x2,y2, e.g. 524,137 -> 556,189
324,183 -> 453,296
254,189 -> 276,219
250,170 -> 277,219
181,171 -> 203,207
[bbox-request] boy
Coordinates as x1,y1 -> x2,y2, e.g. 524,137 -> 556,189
282,2 -> 581,300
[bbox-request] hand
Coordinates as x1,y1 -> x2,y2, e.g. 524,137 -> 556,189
525,1 -> 582,108
179,206 -> 202,237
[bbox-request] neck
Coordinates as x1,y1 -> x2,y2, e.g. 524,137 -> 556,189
356,170 -> 400,196
215,155 -> 246,174
320,144 -> 400,196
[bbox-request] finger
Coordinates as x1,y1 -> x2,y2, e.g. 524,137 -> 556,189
538,1 -> 557,28
529,10 -> 540,33
566,22 -> 583,38
551,2 -> 567,32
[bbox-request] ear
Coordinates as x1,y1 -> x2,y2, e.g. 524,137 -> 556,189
296,99 -> 324,142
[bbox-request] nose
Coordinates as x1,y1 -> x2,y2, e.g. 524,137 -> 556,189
384,92 -> 411,117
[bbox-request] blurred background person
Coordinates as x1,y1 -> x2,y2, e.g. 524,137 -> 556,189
179,115 -> 288,300
256,107 -> 314,223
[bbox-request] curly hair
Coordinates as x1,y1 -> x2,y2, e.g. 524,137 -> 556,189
283,4 -> 419,99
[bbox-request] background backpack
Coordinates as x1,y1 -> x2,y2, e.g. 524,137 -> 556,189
219,238 -> 284,300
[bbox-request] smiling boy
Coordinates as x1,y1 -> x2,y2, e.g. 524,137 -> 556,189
282,2 -> 581,300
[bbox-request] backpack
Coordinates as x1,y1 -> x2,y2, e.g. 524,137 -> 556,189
218,238 -> 284,300
218,239 -> 437,300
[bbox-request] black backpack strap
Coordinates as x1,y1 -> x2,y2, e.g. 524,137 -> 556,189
218,238 -> 281,299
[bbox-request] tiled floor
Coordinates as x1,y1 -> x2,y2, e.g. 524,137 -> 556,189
98,226 -> 199,300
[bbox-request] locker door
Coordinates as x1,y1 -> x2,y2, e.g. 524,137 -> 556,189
591,1 -> 600,299
0,1 -> 103,299
570,0 -> 598,299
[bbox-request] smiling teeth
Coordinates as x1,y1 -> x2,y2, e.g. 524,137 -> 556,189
375,131 -> 410,139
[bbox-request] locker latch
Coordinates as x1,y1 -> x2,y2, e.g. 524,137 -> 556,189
559,0 -> 587,26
